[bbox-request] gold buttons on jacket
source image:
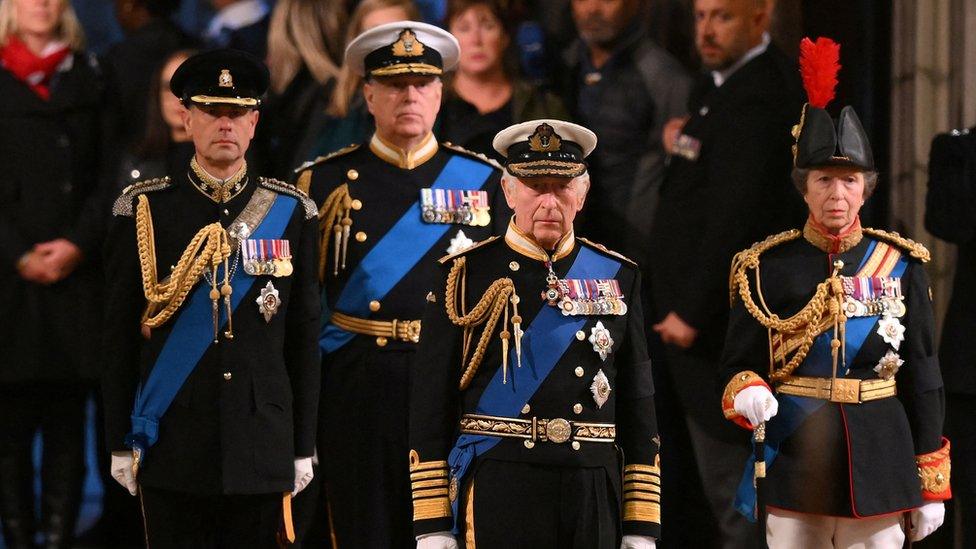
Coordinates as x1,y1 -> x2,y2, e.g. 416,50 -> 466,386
509,261 -> 520,271
573,403 -> 583,414
223,372 -> 232,381
571,441 -> 581,451
351,199 -> 363,210
369,300 -> 381,312
356,231 -> 367,242
524,440 -> 535,449
347,169 -> 359,181
575,367 -> 585,378
376,336 -> 388,346
521,404 -> 531,414
576,330 -> 586,341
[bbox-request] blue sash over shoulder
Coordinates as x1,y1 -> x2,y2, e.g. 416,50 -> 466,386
446,246 -> 622,532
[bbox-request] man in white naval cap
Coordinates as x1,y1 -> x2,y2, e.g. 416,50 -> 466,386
294,21 -> 509,548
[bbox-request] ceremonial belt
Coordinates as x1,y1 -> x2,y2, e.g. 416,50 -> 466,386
330,311 -> 421,343
776,376 -> 896,403
459,413 -> 615,444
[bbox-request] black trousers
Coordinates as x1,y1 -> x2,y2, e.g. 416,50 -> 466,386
139,487 -> 282,548
0,382 -> 87,549
460,460 -> 619,549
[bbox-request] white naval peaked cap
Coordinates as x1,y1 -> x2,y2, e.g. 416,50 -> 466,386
493,119 -> 598,178
344,20 -> 460,78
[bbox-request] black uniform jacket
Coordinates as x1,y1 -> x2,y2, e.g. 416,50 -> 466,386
102,171 -> 321,495
410,226 -> 661,538
926,128 -> 976,395
0,52 -> 112,382
649,44 -> 807,359
721,223 -> 945,517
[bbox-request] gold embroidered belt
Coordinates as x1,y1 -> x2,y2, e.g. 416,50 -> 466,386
776,376 -> 896,404
330,311 -> 422,343
459,413 -> 615,444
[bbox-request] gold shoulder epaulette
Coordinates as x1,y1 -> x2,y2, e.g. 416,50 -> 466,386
441,142 -> 503,171
294,144 -> 360,174
577,237 -> 637,267
728,229 -> 802,304
112,177 -> 172,217
257,177 -> 317,220
438,235 -> 501,264
863,228 -> 931,263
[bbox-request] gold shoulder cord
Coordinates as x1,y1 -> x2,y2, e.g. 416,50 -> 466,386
136,194 -> 233,341
863,228 -> 931,262
317,184 -> 352,281
729,229 -> 848,382
445,257 -> 522,389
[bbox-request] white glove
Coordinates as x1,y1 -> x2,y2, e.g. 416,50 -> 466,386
416,531 -> 458,549
110,451 -> 138,496
293,457 -> 314,496
733,385 -> 779,426
910,501 -> 945,541
621,534 -> 656,549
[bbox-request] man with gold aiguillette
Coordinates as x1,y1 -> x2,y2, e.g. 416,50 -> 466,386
720,38 -> 949,547
294,21 -> 508,548
409,120 -> 660,549
101,49 -> 320,546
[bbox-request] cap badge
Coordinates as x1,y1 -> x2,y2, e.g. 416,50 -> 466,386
392,29 -> 425,57
528,123 -> 562,152
219,69 -> 233,88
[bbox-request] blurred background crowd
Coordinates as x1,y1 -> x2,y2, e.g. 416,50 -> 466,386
0,0 -> 974,547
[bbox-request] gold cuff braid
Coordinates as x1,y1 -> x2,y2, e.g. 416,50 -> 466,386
917,439 -> 951,498
409,451 -> 452,521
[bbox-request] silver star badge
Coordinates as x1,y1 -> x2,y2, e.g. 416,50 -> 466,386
588,321 -> 613,361
446,229 -> 474,255
874,350 -> 904,381
877,314 -> 905,350
256,281 -> 280,322
590,369 -> 612,409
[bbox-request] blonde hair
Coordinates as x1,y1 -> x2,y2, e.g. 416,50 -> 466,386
326,0 -> 419,117
266,0 -> 345,94
0,0 -> 85,50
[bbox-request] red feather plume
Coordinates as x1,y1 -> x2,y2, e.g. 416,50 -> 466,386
799,37 -> 841,109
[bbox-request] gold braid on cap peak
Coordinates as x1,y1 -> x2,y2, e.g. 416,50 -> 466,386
729,229 -> 849,382
445,257 -> 523,389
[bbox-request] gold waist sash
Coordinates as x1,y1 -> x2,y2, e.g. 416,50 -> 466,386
776,376 -> 896,404
330,311 -> 421,343
459,413 -> 615,444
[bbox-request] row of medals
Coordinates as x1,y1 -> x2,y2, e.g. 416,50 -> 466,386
542,283 -> 627,317
843,296 -> 906,318
421,204 -> 491,226
244,256 -> 293,277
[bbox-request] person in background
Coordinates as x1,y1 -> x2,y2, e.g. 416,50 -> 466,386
308,0 -> 419,160
102,0 -> 196,151
259,0 -> 346,179
439,0 -> 568,161
558,0 -> 691,270
0,0 -> 111,546
203,0 -> 269,58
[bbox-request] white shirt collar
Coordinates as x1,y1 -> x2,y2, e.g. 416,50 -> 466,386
711,32 -> 770,88
206,0 -> 269,38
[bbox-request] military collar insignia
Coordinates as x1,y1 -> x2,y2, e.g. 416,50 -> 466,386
392,29 -> 425,57
188,156 -> 248,203
369,132 -> 438,170
802,215 -> 863,254
504,217 -> 575,262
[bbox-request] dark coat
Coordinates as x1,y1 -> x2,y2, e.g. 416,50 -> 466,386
648,45 -> 807,360
925,128 -> 976,395
258,67 -> 334,180
721,230 -> 944,516
101,173 -> 321,495
0,52 -> 111,382
410,235 -> 661,539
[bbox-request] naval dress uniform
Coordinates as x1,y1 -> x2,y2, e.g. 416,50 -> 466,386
719,38 -> 950,547
293,21 -> 509,548
101,50 -> 321,547
408,121 -> 662,548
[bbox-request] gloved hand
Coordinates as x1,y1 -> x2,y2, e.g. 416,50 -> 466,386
910,501 -> 945,541
110,451 -> 138,496
733,385 -> 779,426
416,531 -> 458,549
620,534 -> 656,549
293,457 -> 314,496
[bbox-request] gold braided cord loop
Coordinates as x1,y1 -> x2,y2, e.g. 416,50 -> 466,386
445,257 -> 518,390
135,194 -> 231,329
728,229 -> 847,382
317,184 -> 352,282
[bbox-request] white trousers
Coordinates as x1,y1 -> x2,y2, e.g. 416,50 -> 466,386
767,508 -> 906,548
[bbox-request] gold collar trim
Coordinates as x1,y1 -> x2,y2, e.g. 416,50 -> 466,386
504,217 -> 575,262
803,215 -> 863,254
369,132 -> 438,170
189,156 -> 248,203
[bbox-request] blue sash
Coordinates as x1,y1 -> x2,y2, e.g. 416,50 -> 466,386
320,155 -> 494,354
125,194 -> 298,457
446,246 -> 622,532
734,239 -> 910,519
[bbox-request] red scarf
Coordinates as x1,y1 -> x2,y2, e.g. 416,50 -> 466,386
0,36 -> 70,100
